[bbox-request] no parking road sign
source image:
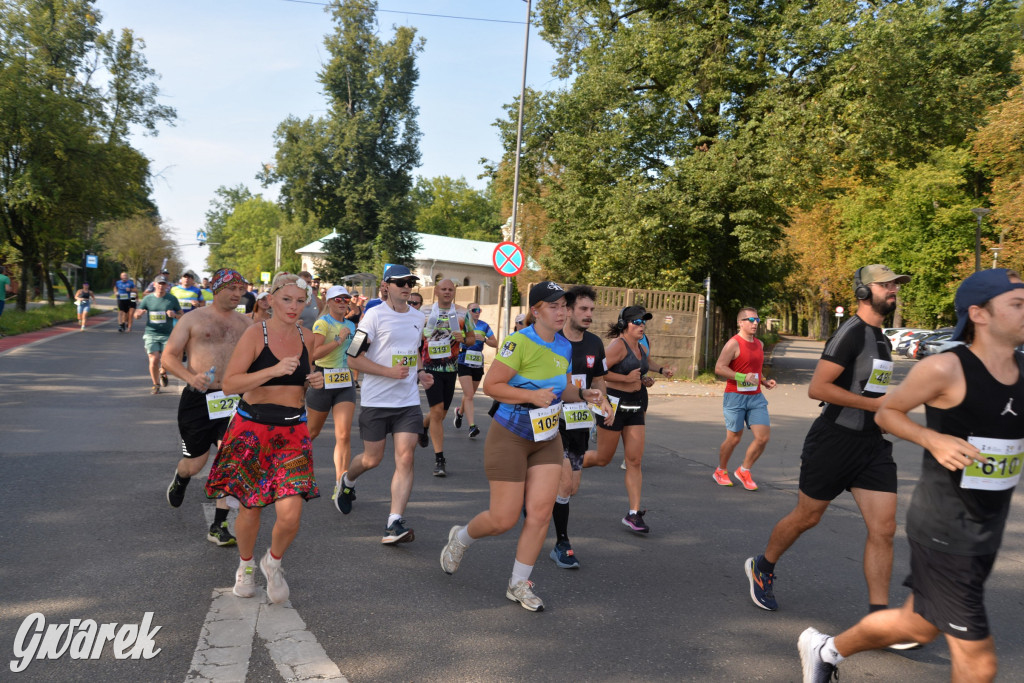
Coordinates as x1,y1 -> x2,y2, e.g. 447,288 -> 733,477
492,241 -> 525,277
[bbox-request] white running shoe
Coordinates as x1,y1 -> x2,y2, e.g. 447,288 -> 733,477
233,561 -> 257,598
440,525 -> 468,574
260,552 -> 290,604
797,627 -> 838,683
506,580 -> 544,612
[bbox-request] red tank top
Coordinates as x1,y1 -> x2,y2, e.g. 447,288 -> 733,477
725,334 -> 763,394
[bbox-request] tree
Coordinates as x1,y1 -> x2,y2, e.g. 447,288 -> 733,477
100,215 -> 183,284
507,0 -> 1019,319
209,196 -> 319,281
410,176 -> 502,241
264,0 -> 423,281
0,0 -> 174,308
204,184 -> 253,271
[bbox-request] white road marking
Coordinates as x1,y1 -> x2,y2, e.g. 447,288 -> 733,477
187,589 -> 347,682
191,505 -> 346,682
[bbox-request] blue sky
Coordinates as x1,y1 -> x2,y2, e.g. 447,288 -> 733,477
94,0 -> 562,274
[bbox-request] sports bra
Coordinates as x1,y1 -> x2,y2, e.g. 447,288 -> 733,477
247,321 -> 311,386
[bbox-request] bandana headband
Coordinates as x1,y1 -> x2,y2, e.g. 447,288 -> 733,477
211,269 -> 246,294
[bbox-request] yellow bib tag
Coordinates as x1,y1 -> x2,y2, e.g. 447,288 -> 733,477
323,368 -> 353,389
529,403 -> 562,441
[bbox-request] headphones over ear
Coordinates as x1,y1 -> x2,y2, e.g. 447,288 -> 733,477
854,267 -> 871,301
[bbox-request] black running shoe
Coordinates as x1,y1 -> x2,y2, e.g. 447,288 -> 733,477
418,426 -> 430,448
453,409 -> 463,429
160,371 -> 168,387
167,472 -> 190,508
207,522 -> 237,547
468,425 -> 480,438
433,458 -> 447,477
335,474 -> 356,514
382,518 -> 414,544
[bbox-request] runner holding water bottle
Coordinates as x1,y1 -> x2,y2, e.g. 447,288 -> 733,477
162,269 -> 252,546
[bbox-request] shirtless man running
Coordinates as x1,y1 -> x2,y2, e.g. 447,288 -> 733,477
162,269 -> 253,546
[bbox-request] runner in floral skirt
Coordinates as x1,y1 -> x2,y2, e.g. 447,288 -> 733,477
206,272 -> 324,604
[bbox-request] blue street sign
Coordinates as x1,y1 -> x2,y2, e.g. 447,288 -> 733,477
85,255 -> 98,269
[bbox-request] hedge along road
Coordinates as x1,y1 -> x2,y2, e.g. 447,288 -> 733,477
1,325 -> 1023,682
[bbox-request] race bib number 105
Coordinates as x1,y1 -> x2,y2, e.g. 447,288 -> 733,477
529,403 -> 562,441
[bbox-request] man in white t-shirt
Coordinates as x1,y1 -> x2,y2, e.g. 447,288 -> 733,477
335,264 -> 434,544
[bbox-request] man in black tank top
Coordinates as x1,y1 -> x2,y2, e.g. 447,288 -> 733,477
798,269 -> 1024,683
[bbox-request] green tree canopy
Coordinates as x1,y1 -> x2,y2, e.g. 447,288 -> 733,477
0,0 -> 174,307
410,176 -> 502,241
263,0 -> 423,281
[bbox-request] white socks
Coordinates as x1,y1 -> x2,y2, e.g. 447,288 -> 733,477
388,513 -> 402,526
510,560 -> 533,587
822,637 -> 845,665
456,526 -> 475,546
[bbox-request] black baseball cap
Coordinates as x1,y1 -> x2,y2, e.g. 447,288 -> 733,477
619,305 -> 653,322
529,281 -> 566,307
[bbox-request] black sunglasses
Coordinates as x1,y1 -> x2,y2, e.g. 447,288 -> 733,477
389,278 -> 416,288
742,317 -> 760,323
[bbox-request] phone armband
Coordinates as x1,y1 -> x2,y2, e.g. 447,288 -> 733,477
346,329 -> 370,358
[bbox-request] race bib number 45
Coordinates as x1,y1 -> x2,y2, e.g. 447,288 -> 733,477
961,436 -> 1024,491
529,403 -> 562,441
206,391 -> 241,420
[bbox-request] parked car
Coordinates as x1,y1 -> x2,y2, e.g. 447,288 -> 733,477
884,328 -> 930,347
919,336 -> 965,358
896,331 -> 932,357
910,328 -> 956,359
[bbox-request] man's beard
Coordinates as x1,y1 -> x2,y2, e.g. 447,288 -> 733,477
870,295 -> 897,317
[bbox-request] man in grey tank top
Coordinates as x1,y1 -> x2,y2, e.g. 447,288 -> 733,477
745,264 -> 910,618
797,268 -> 1024,683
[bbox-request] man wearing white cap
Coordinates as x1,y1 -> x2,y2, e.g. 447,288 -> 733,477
307,285 -> 358,494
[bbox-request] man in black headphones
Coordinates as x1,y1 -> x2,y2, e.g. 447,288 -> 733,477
744,264 -> 913,622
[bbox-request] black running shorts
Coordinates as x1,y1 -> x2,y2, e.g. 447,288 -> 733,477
798,417 -> 896,501
457,363 -> 484,381
424,369 -> 457,410
177,387 -> 230,458
904,539 -> 997,641
598,388 -> 645,432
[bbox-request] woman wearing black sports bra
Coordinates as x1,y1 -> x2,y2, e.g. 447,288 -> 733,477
205,272 -> 324,604
585,305 -> 654,534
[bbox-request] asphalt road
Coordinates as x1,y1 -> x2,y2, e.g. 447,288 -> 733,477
2,324 -> 1023,682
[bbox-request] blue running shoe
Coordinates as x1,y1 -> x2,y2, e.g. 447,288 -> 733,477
549,541 -> 580,569
745,555 -> 778,611
335,473 -> 356,514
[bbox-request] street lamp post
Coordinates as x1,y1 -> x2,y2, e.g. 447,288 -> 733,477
503,0 -> 532,338
971,207 -> 991,273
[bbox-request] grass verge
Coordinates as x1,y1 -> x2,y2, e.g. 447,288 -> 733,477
0,303 -> 97,335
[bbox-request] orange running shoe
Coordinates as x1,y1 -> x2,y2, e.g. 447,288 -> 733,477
735,467 -> 758,491
713,467 -> 733,486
